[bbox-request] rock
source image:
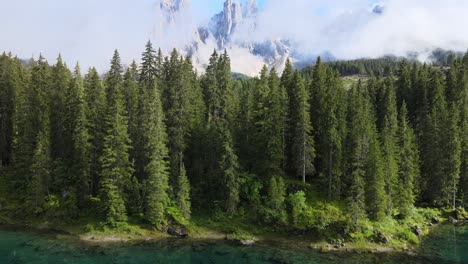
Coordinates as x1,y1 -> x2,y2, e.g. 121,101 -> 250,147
454,209 -> 467,221
240,239 -> 255,246
411,225 -> 423,237
329,239 -> 345,248
375,231 -> 390,244
448,216 -> 458,225
167,226 -> 188,238
431,217 -> 440,224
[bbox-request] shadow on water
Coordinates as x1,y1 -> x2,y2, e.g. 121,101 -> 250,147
0,225 -> 466,264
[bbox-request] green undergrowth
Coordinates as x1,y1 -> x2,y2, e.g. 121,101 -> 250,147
0,176 -> 452,251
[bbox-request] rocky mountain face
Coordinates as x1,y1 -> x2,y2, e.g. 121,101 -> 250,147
160,0 -> 188,24
158,0 -> 293,76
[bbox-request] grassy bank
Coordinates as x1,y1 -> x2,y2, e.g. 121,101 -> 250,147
2,201 -> 463,254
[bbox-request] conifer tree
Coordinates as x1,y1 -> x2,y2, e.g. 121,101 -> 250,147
162,50 -> 191,196
309,57 -> 327,176
460,88 -> 468,206
397,60 -> 413,113
220,126 -> 240,215
380,83 -> 399,215
11,60 -> 32,191
322,68 -> 346,200
29,129 -> 51,213
427,70 -> 449,205
99,50 -> 133,226
252,66 -> 283,177
346,85 -> 385,223
397,102 -> 419,216
203,50 -> 220,122
139,41 -> 157,89
176,164 -> 191,219
84,67 -> 106,195
27,56 -> 52,213
65,64 -> 91,208
445,105 -> 461,208
281,59 -> 294,174
289,71 -> 315,183
0,54 -> 19,168
144,82 -> 170,229
263,176 -> 287,224
123,62 -> 141,214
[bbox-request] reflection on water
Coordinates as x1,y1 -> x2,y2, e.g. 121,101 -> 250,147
0,225 -> 466,264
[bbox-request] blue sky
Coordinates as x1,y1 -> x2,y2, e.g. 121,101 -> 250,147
0,0 -> 466,73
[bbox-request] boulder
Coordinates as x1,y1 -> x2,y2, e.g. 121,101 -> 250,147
431,217 -> 440,224
375,231 -> 390,244
240,239 -> 255,246
448,216 -> 458,225
329,239 -> 345,248
167,226 -> 188,238
411,225 -> 423,237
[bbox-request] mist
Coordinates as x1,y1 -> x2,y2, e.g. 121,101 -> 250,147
247,0 -> 468,60
1,0 -> 467,74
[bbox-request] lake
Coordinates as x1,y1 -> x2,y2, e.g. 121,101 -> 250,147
0,225 -> 466,264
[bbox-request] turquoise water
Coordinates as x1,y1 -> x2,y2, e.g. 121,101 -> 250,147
0,225 -> 466,264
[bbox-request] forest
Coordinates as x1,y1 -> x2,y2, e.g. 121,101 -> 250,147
0,42 -> 467,244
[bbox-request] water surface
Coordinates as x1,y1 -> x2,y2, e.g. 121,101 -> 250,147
0,225 -> 466,263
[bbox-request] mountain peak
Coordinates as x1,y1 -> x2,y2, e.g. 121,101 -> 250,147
159,0 -> 189,24
244,0 -> 258,18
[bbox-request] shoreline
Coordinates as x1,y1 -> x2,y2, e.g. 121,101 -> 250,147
0,221 -> 431,256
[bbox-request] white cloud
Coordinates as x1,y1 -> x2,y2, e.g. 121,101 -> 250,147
1,0 -> 467,74
248,0 -> 468,59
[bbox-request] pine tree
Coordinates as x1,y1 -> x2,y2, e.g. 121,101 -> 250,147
0,54 -> 19,168
26,56 -> 52,213
289,71 -> 315,183
397,102 -> 419,216
460,86 -> 468,206
139,40 -> 157,89
161,50 -> 191,198
11,59 -> 32,191
380,83 -> 399,215
65,64 -> 91,208
220,126 -> 240,215
309,57 -> 327,178
144,83 -> 170,229
365,129 -> 386,221
84,67 -> 106,196
49,56 -> 72,194
122,62 -> 141,214
99,50 -> 133,226
176,164 -> 191,219
346,85 -> 386,223
203,50 -> 220,123
263,176 -> 287,224
252,66 -> 283,177
281,59 -> 294,175
397,60 -> 413,114
322,68 -> 346,200
29,129 -> 51,213
445,105 -> 461,208
427,70 -> 449,205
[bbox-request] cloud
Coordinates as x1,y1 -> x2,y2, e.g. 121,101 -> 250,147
247,0 -> 468,59
1,0 -> 467,74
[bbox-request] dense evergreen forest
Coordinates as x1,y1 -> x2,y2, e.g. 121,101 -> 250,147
0,42 -> 467,235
